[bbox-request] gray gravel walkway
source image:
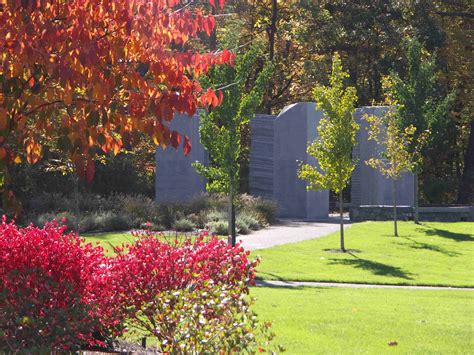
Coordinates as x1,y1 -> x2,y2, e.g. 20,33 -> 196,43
256,280 -> 474,291
237,219 -> 349,251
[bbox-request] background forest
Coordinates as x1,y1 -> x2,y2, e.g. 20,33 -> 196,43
12,0 -> 473,213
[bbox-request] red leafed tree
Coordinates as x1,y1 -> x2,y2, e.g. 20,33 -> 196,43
0,0 -> 230,212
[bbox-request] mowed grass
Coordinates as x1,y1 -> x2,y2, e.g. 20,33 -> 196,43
83,231 -> 221,255
252,286 -> 474,354
253,222 -> 474,287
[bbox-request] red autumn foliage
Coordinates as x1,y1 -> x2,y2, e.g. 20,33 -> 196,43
0,219 -> 260,352
0,0 -> 234,207
0,217 -> 109,351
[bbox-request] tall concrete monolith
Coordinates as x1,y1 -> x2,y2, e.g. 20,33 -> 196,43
155,113 -> 207,203
351,106 -> 415,207
250,103 -> 330,219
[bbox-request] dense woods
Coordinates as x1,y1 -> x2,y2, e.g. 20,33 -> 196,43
4,0 -> 473,215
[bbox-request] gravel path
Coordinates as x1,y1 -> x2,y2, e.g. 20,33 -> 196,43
256,279 -> 474,291
237,219 -> 349,251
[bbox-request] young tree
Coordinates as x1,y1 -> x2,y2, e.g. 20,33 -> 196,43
390,38 -> 454,222
365,108 -> 425,237
193,44 -> 272,246
298,53 -> 358,252
0,0 -> 231,214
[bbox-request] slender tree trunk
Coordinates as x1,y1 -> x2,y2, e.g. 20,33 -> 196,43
414,172 -> 419,224
72,173 -> 80,231
339,190 -> 345,252
209,6 -> 217,51
393,179 -> 398,237
264,0 -> 278,114
457,119 -> 474,204
228,184 -> 236,247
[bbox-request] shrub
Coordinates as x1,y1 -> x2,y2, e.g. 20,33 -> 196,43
238,212 -> 262,231
173,218 -> 195,232
0,218 -> 110,352
236,218 -> 251,235
206,220 -> 228,235
118,194 -> 156,223
139,221 -> 165,232
94,211 -> 130,231
251,198 -> 277,225
35,211 -> 79,231
105,233 -> 272,353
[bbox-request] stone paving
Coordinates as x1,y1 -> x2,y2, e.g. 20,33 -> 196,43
237,218 -> 349,251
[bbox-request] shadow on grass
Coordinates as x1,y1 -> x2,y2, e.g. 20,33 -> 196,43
257,272 -> 292,282
420,227 -> 473,242
329,253 -> 414,280
254,280 -> 306,290
403,236 -> 461,257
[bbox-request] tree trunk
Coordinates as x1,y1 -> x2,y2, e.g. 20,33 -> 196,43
72,173 -> 80,231
228,184 -> 236,247
393,179 -> 398,237
209,6 -> 217,51
414,172 -> 419,224
457,119 -> 474,204
339,190 -> 345,252
264,0 -> 278,114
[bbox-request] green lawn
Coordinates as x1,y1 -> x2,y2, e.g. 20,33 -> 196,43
253,222 -> 474,287
83,232 -> 219,255
252,286 -> 474,354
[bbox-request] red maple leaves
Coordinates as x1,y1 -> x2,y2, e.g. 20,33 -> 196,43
0,0 -> 232,183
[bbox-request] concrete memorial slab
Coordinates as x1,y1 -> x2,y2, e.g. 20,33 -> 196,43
250,103 -> 330,219
351,106 -> 415,207
155,113 -> 207,203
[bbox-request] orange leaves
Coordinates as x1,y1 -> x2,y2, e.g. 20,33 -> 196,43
0,0 -> 231,185
0,147 -> 7,161
25,138 -> 42,165
200,88 -> 223,108
183,135 -> 191,156
0,108 -> 8,131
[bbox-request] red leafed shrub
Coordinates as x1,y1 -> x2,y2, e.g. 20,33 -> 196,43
0,217 -> 110,352
104,231 -> 270,352
0,219 -> 274,353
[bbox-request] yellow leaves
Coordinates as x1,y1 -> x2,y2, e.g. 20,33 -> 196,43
9,61 -> 23,78
404,125 -> 417,136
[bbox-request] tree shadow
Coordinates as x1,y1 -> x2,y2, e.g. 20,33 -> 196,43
328,253 -> 414,280
256,272 -> 291,282
403,236 -> 461,257
254,279 -> 307,290
419,227 -> 473,242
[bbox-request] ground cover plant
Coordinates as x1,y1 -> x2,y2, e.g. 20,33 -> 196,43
254,221 -> 474,287
0,218 -> 273,352
252,286 -> 473,354
22,193 -> 275,235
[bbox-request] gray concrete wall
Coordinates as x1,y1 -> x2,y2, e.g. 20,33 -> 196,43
273,102 -> 329,219
155,113 -> 207,203
351,106 -> 415,207
249,115 -> 276,201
